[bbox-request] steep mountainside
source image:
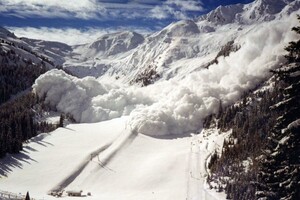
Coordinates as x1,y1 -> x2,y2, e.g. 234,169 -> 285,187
62,0 -> 300,85
0,0 -> 298,137
0,28 -> 72,158
0,28 -> 71,67
198,0 -> 297,25
2,0 -> 298,85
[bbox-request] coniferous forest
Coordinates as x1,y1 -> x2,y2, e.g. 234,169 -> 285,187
205,16 -> 300,200
0,93 -> 56,158
0,44 -> 56,158
256,17 -> 300,200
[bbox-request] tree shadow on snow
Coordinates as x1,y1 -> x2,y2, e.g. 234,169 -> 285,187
28,133 -> 54,147
0,133 -> 54,177
149,131 -> 201,140
0,151 -> 37,177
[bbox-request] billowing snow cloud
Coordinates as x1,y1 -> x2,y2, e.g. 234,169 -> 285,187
33,70 -> 153,123
130,17 -> 295,135
33,15 -> 297,136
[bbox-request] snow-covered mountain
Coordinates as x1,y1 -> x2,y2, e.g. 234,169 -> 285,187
86,31 -> 144,57
0,0 -> 298,137
0,27 -> 72,68
0,0 -> 299,199
198,0 -> 298,25
61,0 -> 299,84
30,0 -> 299,136
3,0 -> 297,83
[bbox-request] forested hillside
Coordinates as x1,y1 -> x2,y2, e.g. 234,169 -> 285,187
0,47 -> 48,104
205,16 -> 300,200
0,93 -> 55,158
257,16 -> 300,200
0,39 -> 59,158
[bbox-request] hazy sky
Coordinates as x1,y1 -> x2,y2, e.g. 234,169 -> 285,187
0,0 -> 254,44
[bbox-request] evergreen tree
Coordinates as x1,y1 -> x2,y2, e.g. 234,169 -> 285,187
58,114 -> 64,128
256,15 -> 300,200
25,191 -> 30,200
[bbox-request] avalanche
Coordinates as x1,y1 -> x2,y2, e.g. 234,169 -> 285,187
33,13 -> 298,136
0,0 -> 299,199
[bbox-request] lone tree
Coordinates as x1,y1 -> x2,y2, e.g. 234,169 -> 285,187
25,191 -> 30,200
58,114 -> 64,128
256,15 -> 300,200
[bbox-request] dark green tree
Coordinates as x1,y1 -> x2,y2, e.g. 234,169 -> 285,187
58,114 -> 65,128
256,15 -> 300,200
25,191 -> 30,200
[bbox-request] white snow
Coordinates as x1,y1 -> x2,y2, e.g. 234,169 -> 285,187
0,117 -> 228,200
0,117 -> 126,199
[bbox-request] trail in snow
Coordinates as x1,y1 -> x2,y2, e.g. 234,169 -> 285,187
187,135 -> 206,200
187,130 -> 230,200
61,132 -> 190,200
0,118 -> 127,199
50,143 -> 111,193
60,128 -> 138,193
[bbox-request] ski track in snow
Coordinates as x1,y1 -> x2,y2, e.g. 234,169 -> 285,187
186,129 -> 231,200
187,135 -> 214,200
50,142 -> 112,192
61,128 -> 138,193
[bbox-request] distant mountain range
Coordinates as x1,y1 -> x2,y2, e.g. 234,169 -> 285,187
1,0 -> 299,85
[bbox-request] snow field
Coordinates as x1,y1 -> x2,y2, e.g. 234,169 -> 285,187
0,116 -> 230,200
65,133 -> 190,200
0,117 -> 126,199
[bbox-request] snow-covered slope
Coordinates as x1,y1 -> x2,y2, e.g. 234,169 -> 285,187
0,0 -> 288,139
87,31 -> 144,57
0,28 -> 72,67
33,12 -> 299,136
0,117 -> 227,200
1,0 -> 298,82
62,0 -> 299,83
63,31 -> 144,78
198,0 -> 298,25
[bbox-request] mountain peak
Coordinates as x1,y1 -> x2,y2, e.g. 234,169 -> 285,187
198,0 -> 295,25
198,4 -> 244,25
243,0 -> 290,21
88,31 -> 144,56
0,27 -> 16,38
154,20 -> 200,39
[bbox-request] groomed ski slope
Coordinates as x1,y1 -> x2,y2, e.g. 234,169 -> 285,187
0,117 -> 227,200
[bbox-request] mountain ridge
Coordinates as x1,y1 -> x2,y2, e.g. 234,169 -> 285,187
1,0 -> 299,83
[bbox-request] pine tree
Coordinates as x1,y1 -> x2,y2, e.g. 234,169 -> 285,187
58,114 -> 64,128
256,15 -> 300,200
25,191 -> 30,200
